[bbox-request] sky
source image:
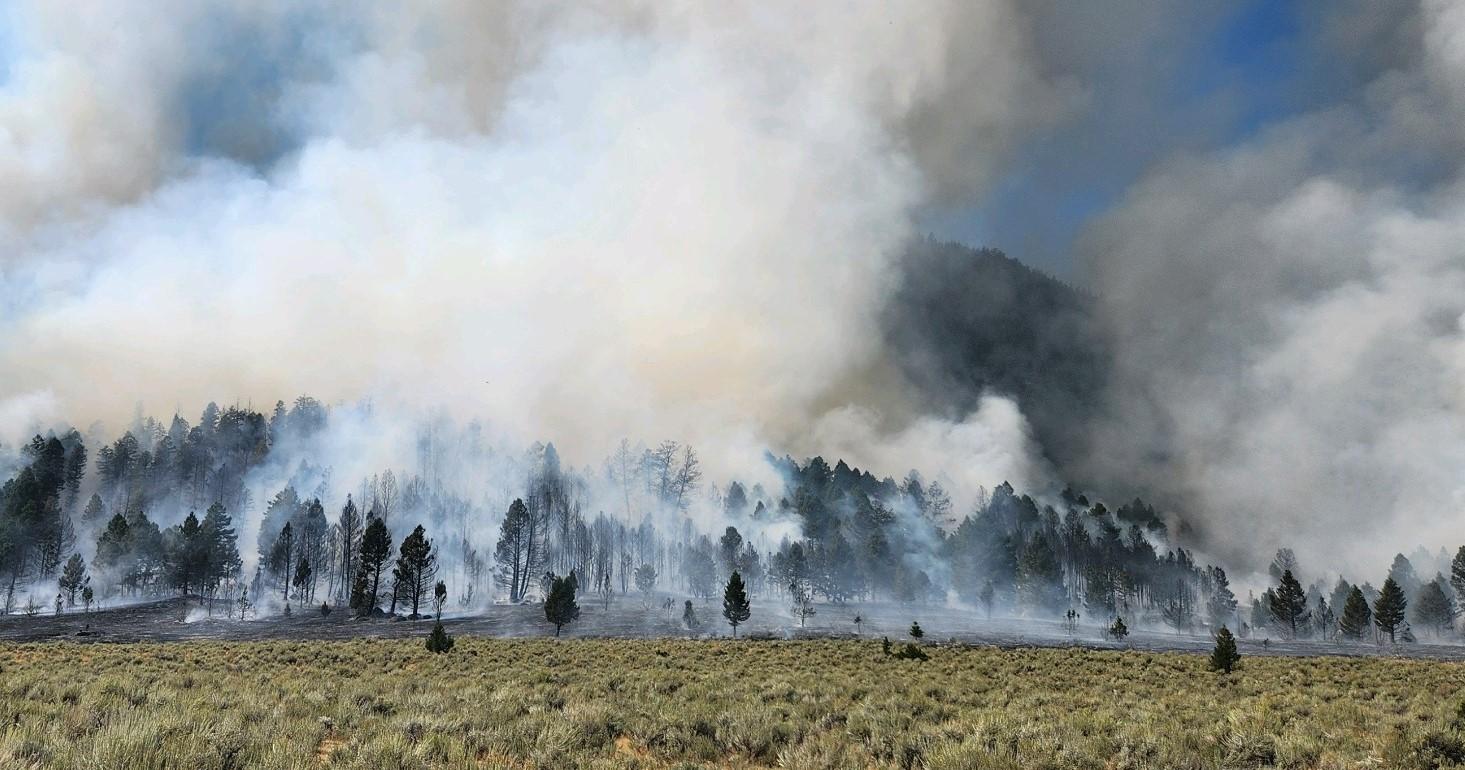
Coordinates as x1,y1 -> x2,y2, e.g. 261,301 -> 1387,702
926,0 -> 1308,277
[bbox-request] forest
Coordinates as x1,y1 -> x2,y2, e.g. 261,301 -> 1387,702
1,396 -> 1460,647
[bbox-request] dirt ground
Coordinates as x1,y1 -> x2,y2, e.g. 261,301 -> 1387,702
2,592 -> 1461,660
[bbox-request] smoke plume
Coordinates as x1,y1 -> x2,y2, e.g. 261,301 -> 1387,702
1078,0 -> 1465,575
0,2 -> 1071,507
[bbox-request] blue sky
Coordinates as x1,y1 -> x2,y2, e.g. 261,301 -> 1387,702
926,0 -> 1307,278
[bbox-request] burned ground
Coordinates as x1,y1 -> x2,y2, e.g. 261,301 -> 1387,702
3,594 -> 1463,662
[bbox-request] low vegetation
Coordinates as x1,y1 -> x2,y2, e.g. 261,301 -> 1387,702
3,638 -> 1465,769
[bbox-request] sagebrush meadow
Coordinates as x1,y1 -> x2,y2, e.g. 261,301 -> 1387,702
3,638 -> 1465,769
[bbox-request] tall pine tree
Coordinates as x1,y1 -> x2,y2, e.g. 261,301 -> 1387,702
1339,586 -> 1372,640
1373,577 -> 1408,643
722,571 -> 751,638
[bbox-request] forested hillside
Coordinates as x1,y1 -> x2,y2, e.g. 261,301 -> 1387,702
884,238 -> 1108,471
2,397 -> 1461,645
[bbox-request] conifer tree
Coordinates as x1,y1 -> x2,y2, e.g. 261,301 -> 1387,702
544,573 -> 580,636
1452,546 -> 1465,602
1412,581 -> 1455,637
390,524 -> 437,617
1206,567 -> 1238,629
292,555 -> 312,604
1109,616 -> 1129,641
634,563 -> 657,606
722,571 -> 751,637
1339,586 -> 1372,640
682,599 -> 699,630
355,518 -> 391,616
426,581 -> 454,653
1373,577 -> 1408,643
58,553 -> 86,606
1268,569 -> 1309,639
1209,626 -> 1240,673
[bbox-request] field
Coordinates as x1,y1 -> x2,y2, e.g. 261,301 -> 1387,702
3,637 -> 1465,770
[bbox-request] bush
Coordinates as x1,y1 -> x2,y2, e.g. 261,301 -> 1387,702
425,622 -> 454,654
892,643 -> 929,661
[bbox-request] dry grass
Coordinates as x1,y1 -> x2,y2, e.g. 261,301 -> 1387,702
1,638 -> 1464,769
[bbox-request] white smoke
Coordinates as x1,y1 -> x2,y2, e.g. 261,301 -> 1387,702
1079,0 -> 1465,576
0,2 -> 1074,514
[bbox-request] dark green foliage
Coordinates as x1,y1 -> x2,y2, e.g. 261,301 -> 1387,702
355,518 -> 391,615
494,498 -> 540,604
58,553 -> 86,605
545,574 -> 580,636
425,622 -> 455,653
1339,587 -> 1372,640
390,525 -> 437,617
1268,570 -> 1309,639
722,571 -> 751,637
881,636 -> 892,656
909,621 -> 924,639
1109,616 -> 1129,640
1452,546 -> 1465,602
1209,626 -> 1240,673
892,643 -> 929,661
1374,577 -> 1408,643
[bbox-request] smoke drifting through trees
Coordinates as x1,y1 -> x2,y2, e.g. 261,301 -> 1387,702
5,400 -> 1465,651
0,1 -> 1462,610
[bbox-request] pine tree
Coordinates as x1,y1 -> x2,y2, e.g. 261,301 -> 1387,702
544,574 -> 580,636
909,621 -> 924,640
1339,586 -> 1372,640
1412,581 -> 1455,637
1373,577 -> 1408,643
722,571 -> 751,637
634,563 -> 657,605
355,518 -> 391,616
1268,569 -> 1309,639
426,621 -> 455,653
1209,626 -> 1241,673
682,599 -> 699,630
390,525 -> 437,618
292,555 -> 312,603
271,521 -> 295,609
1206,567 -> 1238,629
1452,546 -> 1465,603
199,502 -> 240,602
425,581 -> 454,653
1109,616 -> 1129,641
58,553 -> 86,605
81,494 -> 105,523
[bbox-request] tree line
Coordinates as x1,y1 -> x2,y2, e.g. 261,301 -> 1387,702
3,398 -> 1465,649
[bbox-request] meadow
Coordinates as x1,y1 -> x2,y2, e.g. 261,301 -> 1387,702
2,637 -> 1465,769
